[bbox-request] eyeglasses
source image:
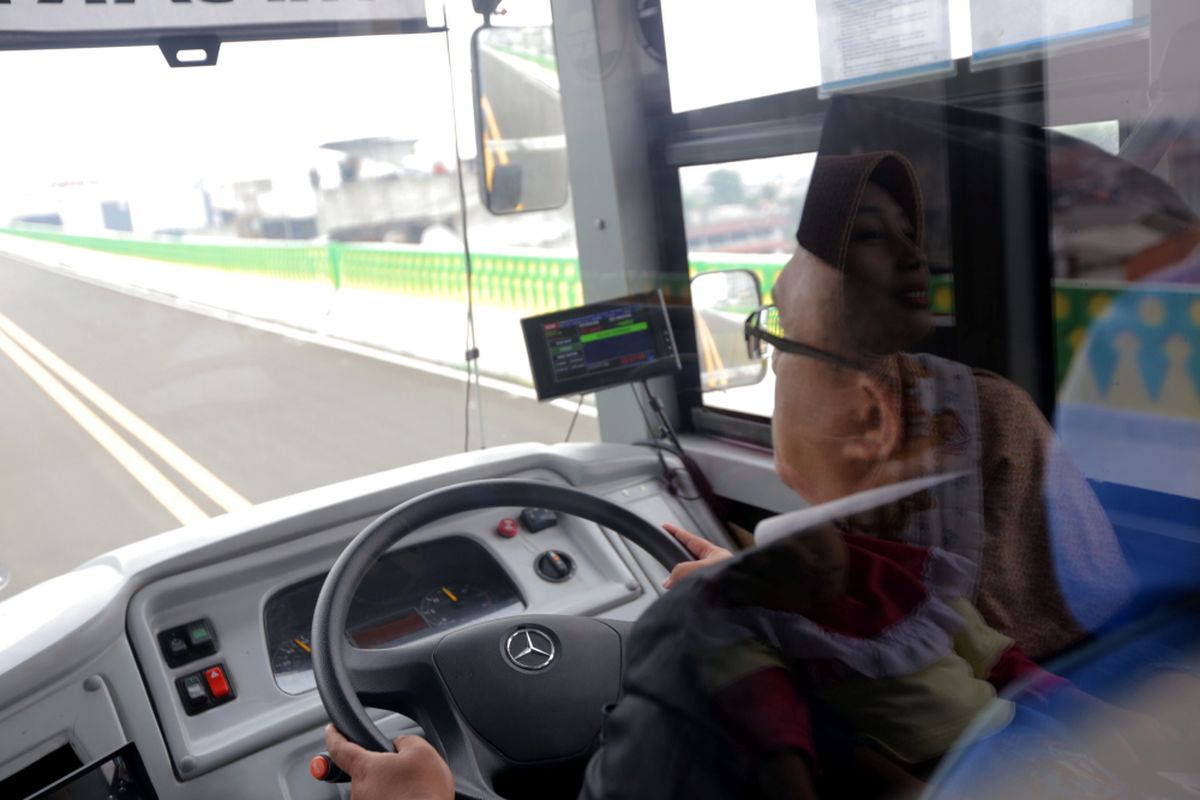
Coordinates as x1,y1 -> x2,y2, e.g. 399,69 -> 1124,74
743,305 -> 865,372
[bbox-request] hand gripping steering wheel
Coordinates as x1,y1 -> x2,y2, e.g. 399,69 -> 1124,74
311,480 -> 691,799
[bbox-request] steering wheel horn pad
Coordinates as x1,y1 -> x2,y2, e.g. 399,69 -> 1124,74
434,616 -> 623,763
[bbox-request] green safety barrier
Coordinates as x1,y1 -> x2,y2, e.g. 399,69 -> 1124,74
686,258 -> 957,316
2,226 -> 331,284
490,43 -> 558,73
0,228 -> 590,314
7,226 -> 1197,401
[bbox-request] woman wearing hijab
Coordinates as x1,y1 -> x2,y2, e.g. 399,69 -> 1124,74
667,149 -> 1135,663
618,150 -> 1160,798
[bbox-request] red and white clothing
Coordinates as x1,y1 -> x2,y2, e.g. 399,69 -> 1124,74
701,532 -> 1068,768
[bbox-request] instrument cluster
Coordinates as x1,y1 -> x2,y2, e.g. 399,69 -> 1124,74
263,536 -> 523,695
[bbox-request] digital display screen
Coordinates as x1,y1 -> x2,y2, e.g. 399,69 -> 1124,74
522,290 -> 680,400
26,743 -> 157,800
349,609 -> 428,649
544,307 -> 660,381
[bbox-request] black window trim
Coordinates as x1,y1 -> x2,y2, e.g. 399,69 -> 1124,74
653,37 -> 1151,445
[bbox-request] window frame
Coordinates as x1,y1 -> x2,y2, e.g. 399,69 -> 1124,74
647,35 -> 1150,444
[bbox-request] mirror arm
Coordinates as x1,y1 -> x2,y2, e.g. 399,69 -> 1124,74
472,0 -> 503,25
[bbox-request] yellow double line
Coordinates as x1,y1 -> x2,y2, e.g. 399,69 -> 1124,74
0,311 -> 249,526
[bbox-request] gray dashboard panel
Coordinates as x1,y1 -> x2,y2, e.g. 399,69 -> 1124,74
123,445 -> 726,785
0,443 -> 732,798
0,642 -> 129,782
126,468 -> 659,779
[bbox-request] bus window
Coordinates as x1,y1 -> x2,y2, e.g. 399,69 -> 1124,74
0,29 -> 594,598
661,0 -> 821,112
679,154 -> 814,416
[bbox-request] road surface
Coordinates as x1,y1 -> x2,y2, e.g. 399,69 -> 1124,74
0,254 -> 597,598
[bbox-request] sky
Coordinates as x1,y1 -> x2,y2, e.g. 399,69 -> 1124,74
0,0 -> 1137,224
1,36 -> 455,186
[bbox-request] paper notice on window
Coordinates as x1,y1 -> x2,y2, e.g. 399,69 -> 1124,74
816,0 -> 953,95
970,0 -> 1143,64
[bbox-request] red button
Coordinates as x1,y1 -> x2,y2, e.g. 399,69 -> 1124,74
497,518 -> 518,538
204,666 -> 230,699
309,754 -> 330,781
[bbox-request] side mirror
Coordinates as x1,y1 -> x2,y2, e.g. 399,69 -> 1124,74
471,26 -> 570,214
690,270 -> 768,391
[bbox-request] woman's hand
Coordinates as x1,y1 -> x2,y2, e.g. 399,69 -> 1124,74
325,725 -> 455,800
661,522 -> 733,589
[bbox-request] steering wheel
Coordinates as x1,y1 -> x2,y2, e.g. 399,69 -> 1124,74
311,479 -> 691,799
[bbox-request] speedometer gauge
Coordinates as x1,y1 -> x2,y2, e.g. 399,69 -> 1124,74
418,585 -> 495,627
271,634 -> 316,695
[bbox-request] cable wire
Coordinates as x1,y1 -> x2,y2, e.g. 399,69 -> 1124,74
443,21 -> 485,451
564,393 -> 585,442
641,379 -> 684,453
631,383 -> 699,498
634,382 -> 722,507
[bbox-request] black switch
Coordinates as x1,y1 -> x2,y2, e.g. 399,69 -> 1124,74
186,620 -> 211,647
168,634 -> 188,657
159,626 -> 192,667
520,507 -> 557,532
185,619 -> 216,658
535,550 -> 575,582
177,673 -> 212,715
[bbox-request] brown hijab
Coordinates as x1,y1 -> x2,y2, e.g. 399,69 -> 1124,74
795,151 -> 924,271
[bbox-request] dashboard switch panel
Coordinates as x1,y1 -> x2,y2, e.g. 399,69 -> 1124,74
176,663 -> 236,715
158,618 -> 217,667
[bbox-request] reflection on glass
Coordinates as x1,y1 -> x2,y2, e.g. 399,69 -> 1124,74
680,153 -> 815,416
690,270 -> 767,392
472,25 -> 570,214
606,33 -> 1200,789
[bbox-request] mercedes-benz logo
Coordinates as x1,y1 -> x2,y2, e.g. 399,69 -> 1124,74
505,628 -> 556,671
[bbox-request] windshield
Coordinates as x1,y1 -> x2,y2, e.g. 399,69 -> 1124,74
0,19 -> 595,599
4,0 -> 1200,797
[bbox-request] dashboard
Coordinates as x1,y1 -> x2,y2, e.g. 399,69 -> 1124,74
264,536 -> 523,695
0,443 -> 740,800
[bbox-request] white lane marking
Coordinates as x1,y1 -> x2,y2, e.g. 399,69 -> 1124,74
0,312 -> 250,512
297,334 -> 598,417
0,245 -> 596,418
0,325 -> 209,526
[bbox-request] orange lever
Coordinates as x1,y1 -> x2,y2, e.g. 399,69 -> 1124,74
309,752 -> 350,783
